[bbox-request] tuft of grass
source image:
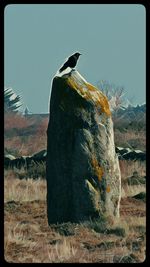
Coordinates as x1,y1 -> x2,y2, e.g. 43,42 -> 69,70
4,176 -> 46,202
121,184 -> 146,198
27,162 -> 46,179
126,176 -> 146,186
105,227 -> 126,237
50,223 -> 77,236
82,218 -> 127,237
130,225 -> 146,235
114,128 -> 145,152
114,253 -> 139,263
119,160 -> 146,182
5,162 -> 46,180
82,218 -> 106,233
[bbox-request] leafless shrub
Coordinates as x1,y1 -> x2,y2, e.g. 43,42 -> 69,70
97,80 -> 125,111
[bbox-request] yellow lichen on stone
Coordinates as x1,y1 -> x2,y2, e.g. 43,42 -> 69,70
106,185 -> 111,193
86,83 -> 111,116
66,76 -> 111,116
91,157 -> 104,182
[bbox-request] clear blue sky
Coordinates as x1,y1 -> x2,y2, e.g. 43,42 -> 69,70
4,4 -> 146,113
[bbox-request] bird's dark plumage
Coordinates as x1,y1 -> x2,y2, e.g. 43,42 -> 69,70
59,52 -> 81,73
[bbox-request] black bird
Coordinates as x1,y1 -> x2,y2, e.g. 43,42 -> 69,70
59,52 -> 82,73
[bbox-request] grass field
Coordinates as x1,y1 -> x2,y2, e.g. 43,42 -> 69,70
4,159 -> 146,263
4,113 -> 146,263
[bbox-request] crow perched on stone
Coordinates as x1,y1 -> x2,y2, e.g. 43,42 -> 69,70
59,52 -> 82,73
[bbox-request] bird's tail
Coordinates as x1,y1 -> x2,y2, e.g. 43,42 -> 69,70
59,67 -> 63,73
59,65 -> 66,73
59,61 -> 68,73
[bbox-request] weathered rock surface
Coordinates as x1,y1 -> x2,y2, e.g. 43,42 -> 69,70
46,70 -> 122,224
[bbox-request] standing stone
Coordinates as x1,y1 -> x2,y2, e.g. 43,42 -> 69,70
46,70 -> 121,224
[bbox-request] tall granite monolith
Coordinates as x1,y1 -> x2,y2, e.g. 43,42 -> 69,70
46,70 -> 121,224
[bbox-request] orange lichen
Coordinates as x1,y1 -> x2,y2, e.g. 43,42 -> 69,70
67,77 -> 111,116
106,186 -> 111,193
86,83 -> 111,116
91,157 -> 104,182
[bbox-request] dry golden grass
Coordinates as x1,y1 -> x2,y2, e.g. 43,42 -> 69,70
4,111 -> 146,263
5,135 -> 47,157
4,113 -> 48,156
4,113 -> 32,130
121,184 -> 146,198
4,201 -> 146,263
4,220 -> 103,263
4,173 -> 46,203
119,160 -> 146,181
114,129 -> 145,151
4,158 -> 146,263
